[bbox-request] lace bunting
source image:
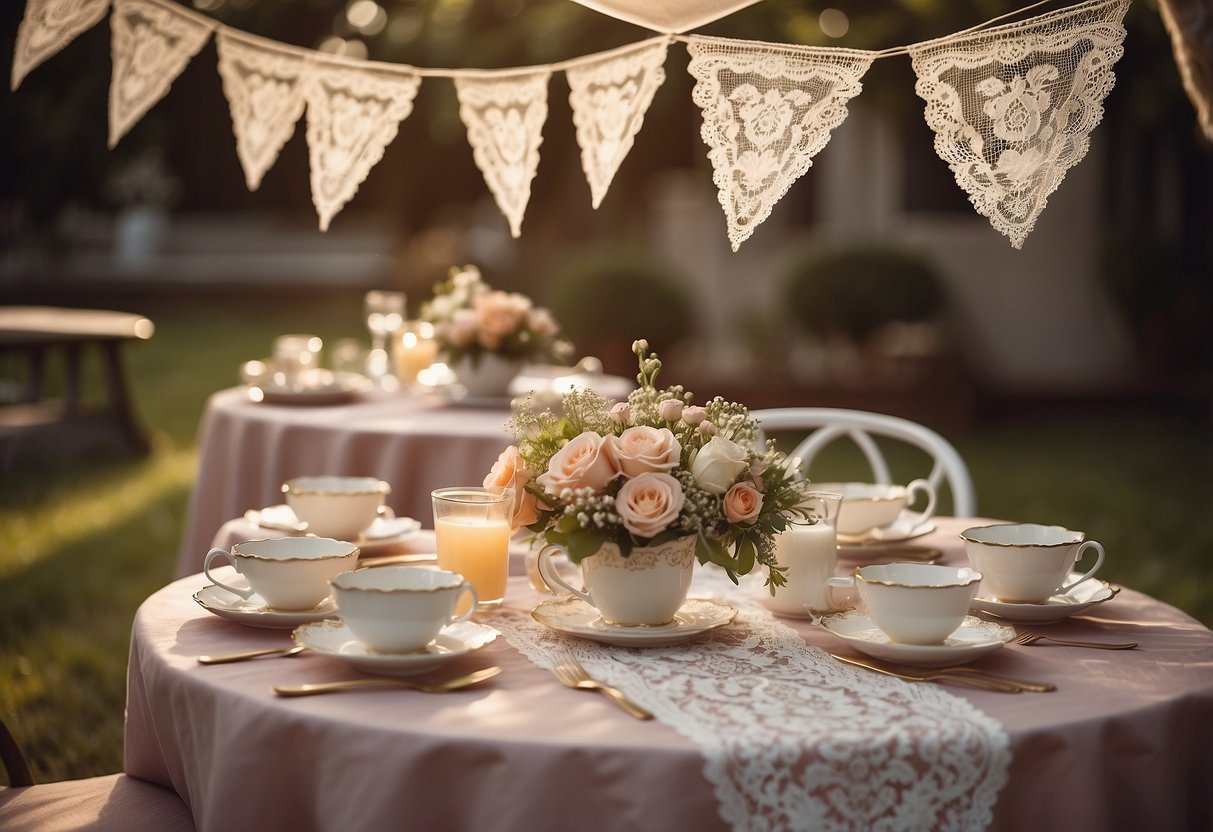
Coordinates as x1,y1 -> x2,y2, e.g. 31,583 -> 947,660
108,0 -> 213,148
455,71 -> 551,238
567,38 -> 670,209
492,568 -> 1010,832
303,58 -> 420,231
688,36 -> 875,251
216,30 -> 308,192
909,0 -> 1130,249
12,0 -> 111,92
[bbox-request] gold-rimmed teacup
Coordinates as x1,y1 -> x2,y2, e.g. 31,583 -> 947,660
203,537 -> 359,611
827,562 -> 982,644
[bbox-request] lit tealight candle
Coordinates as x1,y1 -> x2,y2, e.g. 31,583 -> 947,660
395,321 -> 438,383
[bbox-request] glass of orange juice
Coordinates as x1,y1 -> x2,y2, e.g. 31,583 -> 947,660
432,487 -> 514,613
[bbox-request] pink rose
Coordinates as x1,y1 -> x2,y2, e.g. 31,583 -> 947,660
658,399 -> 684,422
609,402 -> 631,426
682,405 -> 707,426
484,445 -> 540,529
536,432 -> 618,496
723,481 -> 764,524
606,426 -> 681,478
526,307 -> 560,337
474,290 -> 529,349
698,420 -> 717,437
615,473 -> 685,539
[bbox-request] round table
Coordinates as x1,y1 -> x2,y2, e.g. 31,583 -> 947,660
132,519 -> 1213,832
177,387 -> 513,577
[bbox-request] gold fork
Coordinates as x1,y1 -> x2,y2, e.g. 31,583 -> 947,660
550,650 -> 653,719
1012,632 -> 1138,650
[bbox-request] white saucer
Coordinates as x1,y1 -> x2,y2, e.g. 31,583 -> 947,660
193,582 -> 338,630
244,506 -> 421,553
250,371 -> 372,406
970,577 -> 1119,623
531,597 -> 737,647
292,619 -> 498,676
837,513 -> 935,546
819,610 -> 1014,667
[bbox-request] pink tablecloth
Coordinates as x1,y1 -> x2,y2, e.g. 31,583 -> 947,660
177,387 -> 513,576
131,519 -> 1213,832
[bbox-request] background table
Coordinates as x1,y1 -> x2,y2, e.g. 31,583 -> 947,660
133,519 -> 1213,832
178,386 -> 513,576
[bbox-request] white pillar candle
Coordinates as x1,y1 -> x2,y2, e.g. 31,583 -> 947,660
763,522 -> 838,617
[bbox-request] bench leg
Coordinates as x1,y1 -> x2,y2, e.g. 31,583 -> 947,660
100,341 -> 150,454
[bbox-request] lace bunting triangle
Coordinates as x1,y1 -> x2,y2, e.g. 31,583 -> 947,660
108,0 -> 213,148
567,39 -> 669,209
687,36 -> 875,251
216,30 -> 308,192
455,70 -> 551,238
909,0 -> 1130,249
303,58 -> 420,231
12,0 -> 111,92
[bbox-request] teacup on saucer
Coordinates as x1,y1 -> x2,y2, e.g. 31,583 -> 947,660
827,562 -> 982,645
814,480 -> 936,537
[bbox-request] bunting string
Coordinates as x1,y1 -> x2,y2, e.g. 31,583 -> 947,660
10,0 -> 1131,250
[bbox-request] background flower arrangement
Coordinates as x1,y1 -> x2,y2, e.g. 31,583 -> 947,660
420,265 -> 574,367
486,340 -> 813,588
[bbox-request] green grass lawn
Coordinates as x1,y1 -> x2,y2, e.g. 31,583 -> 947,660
2,290 -> 1210,783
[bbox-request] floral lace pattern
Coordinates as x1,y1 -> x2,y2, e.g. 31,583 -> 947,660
687,36 -> 875,251
12,0 -> 110,91
108,0 -> 213,148
567,38 -> 670,209
455,71 -> 551,238
303,58 -> 419,231
583,535 -> 696,573
216,30 -> 308,191
495,567 -> 1010,831
909,0 -> 1130,249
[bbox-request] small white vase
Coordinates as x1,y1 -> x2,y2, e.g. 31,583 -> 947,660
539,535 -> 696,626
452,353 -> 522,398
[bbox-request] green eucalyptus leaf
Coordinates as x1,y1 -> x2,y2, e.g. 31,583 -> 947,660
737,537 -> 756,575
567,527 -> 606,562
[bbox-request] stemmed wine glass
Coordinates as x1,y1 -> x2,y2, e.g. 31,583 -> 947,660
364,290 -> 406,380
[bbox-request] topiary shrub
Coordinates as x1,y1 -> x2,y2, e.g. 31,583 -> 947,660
783,245 -> 947,344
543,246 -> 694,373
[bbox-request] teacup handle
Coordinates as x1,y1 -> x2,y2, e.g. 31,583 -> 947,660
203,547 -> 256,600
377,505 -> 395,520
1058,540 -> 1105,594
825,575 -> 857,610
447,583 -> 480,624
904,478 -> 937,524
537,544 -> 592,604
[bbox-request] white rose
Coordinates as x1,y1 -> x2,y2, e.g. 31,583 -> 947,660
690,436 -> 749,494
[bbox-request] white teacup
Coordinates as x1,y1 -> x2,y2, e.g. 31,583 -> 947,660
282,476 -> 391,540
331,566 -> 478,653
815,480 -> 936,536
828,562 -> 982,645
960,523 -> 1106,603
203,537 -> 359,611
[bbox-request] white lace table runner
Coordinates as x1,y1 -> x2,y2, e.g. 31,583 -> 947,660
494,568 -> 1010,831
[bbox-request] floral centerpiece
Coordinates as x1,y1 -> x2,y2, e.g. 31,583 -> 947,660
486,340 -> 813,613
420,265 -> 573,368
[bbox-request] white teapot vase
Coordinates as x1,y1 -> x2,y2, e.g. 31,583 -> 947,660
452,353 -> 522,398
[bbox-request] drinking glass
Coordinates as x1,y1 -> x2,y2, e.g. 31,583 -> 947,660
364,290 -> 406,379
272,334 -> 322,387
431,486 -> 514,613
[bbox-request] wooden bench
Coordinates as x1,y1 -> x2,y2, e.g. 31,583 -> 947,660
0,306 -> 155,468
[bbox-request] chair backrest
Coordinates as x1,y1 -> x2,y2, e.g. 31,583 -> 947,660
752,407 -> 976,516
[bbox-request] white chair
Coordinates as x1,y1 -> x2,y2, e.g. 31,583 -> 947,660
752,407 -> 976,516
0,717 -> 195,832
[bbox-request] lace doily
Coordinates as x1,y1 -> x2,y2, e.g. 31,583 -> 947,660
567,38 -> 670,209
687,36 -> 875,251
908,0 -> 1130,249
11,0 -> 111,92
108,0 -> 213,148
302,58 -> 420,231
216,30 -> 308,192
495,567 -> 1010,832
454,70 -> 551,238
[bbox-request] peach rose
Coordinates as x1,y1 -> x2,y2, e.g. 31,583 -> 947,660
682,405 -> 707,426
536,432 -> 618,496
723,481 -> 764,524
484,445 -> 540,529
605,426 -> 681,478
658,399 -> 684,422
474,290 -> 530,348
609,402 -> 631,426
615,472 -> 685,539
